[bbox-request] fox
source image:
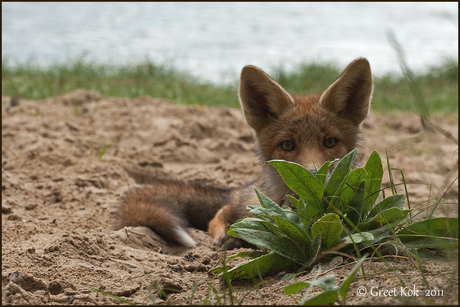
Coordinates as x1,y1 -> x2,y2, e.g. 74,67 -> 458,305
115,57 -> 373,250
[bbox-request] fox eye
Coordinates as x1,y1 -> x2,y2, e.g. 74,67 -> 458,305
324,137 -> 337,148
280,140 -> 295,151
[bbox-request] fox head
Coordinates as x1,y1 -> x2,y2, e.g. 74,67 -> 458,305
239,58 -> 373,177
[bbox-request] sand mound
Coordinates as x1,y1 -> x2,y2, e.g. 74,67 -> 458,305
2,90 -> 457,304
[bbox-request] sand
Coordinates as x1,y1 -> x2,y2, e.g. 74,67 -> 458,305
2,89 -> 458,304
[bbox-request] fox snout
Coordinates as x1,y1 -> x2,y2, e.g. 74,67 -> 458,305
290,149 -> 339,175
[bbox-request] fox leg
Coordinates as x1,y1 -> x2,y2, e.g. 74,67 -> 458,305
208,206 -> 231,248
208,204 -> 253,249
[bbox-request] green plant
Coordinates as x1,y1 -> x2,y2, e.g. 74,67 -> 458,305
98,141 -> 117,161
284,256 -> 367,305
89,141 -> 118,162
93,286 -> 135,305
214,150 -> 458,282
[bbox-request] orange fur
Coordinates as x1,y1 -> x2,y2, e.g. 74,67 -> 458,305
116,58 -> 373,249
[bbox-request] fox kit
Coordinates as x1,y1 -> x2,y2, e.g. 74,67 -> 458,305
116,58 -> 373,249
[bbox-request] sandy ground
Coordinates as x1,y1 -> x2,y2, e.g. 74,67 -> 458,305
2,89 -> 458,305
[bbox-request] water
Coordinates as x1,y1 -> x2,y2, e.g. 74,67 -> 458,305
2,2 -> 458,84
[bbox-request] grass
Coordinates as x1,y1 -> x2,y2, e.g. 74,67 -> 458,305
2,57 -> 458,114
1,57 -> 239,108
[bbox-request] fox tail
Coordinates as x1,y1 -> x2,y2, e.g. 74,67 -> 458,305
115,180 -> 230,247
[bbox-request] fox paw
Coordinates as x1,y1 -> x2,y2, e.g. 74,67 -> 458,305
214,235 -> 254,250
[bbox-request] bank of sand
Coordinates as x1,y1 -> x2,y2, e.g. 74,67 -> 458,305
2,90 -> 458,304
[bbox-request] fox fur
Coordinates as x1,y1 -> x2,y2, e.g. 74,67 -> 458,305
115,57 -> 373,249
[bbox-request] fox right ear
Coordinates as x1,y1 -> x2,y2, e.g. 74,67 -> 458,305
239,65 -> 294,132
320,58 -> 373,126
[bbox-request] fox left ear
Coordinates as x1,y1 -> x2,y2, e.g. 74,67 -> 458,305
320,58 -> 373,125
239,65 -> 295,132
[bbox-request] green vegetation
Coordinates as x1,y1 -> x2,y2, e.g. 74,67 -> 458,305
272,58 -> 458,115
2,57 -> 457,114
283,256 -> 367,305
94,149 -> 457,305
211,150 -> 457,304
1,57 -> 238,107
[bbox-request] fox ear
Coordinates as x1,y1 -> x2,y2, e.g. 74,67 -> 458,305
320,58 -> 373,125
239,65 -> 294,131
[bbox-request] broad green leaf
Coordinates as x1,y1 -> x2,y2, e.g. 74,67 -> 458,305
259,220 -> 284,237
397,217 -> 458,248
358,208 -> 410,231
341,181 -> 366,227
286,279 -> 340,304
287,195 -> 300,208
246,205 -> 271,220
228,217 -> 269,236
332,232 -> 374,251
309,233 -> 322,267
324,149 -> 357,210
316,160 -> 337,184
224,251 -> 294,280
311,274 -> 337,291
284,281 -> 311,295
225,251 -> 255,264
394,237 -> 458,249
398,217 -> 458,237
304,289 -> 339,305
226,251 -> 251,263
229,218 -> 277,241
246,205 -> 281,222
284,208 -> 301,224
311,213 -> 342,249
248,250 -> 268,258
339,168 -> 367,210
230,228 -> 308,264
301,198 -> 322,227
212,251 -> 269,274
285,257 -> 366,304
268,160 -> 325,207
339,256 -> 367,303
211,252 -> 255,274
274,215 -> 312,247
340,232 -> 374,245
367,220 -> 401,242
287,195 -> 309,225
363,150 -> 383,211
284,274 -> 337,295
254,188 -> 287,219
368,194 -> 405,218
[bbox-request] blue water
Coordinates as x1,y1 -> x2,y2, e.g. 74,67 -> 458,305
2,2 -> 458,84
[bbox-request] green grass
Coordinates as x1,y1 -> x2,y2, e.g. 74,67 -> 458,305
2,57 -> 458,114
1,58 -> 239,108
270,58 -> 458,115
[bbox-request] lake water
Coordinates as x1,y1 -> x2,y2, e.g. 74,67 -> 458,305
2,2 -> 458,84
